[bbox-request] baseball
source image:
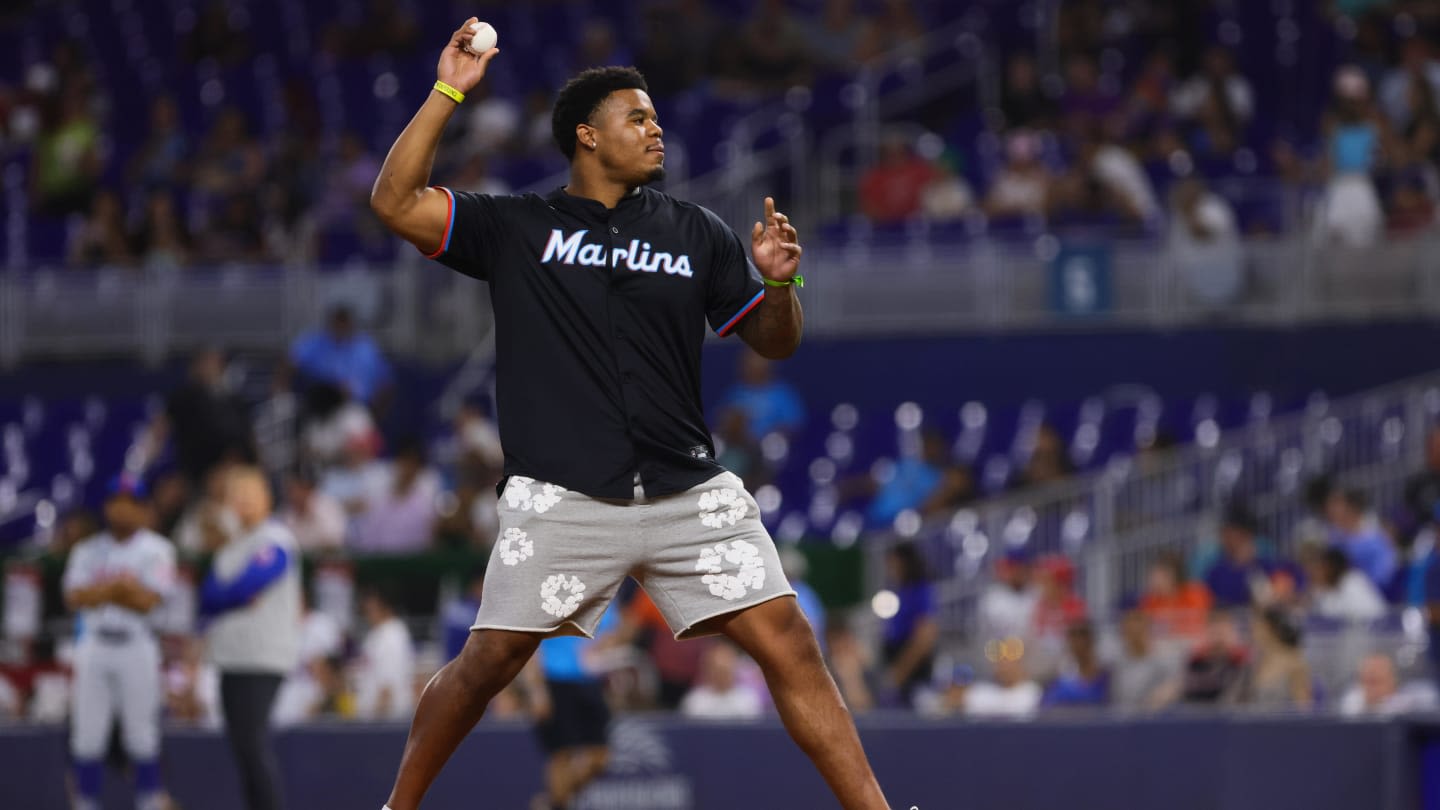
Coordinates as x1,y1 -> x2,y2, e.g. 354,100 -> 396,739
467,21 -> 497,54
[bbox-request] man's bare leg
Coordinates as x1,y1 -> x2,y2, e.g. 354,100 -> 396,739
386,629 -> 540,810
711,597 -> 890,810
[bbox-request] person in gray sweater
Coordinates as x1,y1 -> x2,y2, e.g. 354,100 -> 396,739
202,466 -> 302,810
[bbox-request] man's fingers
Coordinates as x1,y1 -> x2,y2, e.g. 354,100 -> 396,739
752,221 -> 765,245
477,47 -> 500,67
764,196 -> 776,223
780,223 -> 798,241
781,242 -> 802,257
451,17 -> 479,44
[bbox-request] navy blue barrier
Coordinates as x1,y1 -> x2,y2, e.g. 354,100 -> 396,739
0,714 -> 1426,810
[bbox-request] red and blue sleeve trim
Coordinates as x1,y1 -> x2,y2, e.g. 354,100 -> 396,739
421,186 -> 456,259
716,289 -> 765,337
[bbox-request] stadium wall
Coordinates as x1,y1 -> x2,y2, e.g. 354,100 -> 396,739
0,716 -> 1423,810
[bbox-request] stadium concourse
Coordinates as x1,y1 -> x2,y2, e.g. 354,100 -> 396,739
2,0 -> 1440,808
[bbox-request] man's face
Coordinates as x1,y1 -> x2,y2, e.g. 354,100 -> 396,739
104,495 -> 145,536
585,88 -> 665,186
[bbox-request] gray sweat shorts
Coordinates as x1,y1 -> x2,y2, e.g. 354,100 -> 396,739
473,470 -> 795,640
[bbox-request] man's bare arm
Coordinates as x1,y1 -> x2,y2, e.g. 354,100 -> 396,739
370,18 -> 499,253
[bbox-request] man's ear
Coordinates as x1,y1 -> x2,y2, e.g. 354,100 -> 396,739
576,123 -> 596,150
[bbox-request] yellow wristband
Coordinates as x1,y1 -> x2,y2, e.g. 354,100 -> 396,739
433,80 -> 465,104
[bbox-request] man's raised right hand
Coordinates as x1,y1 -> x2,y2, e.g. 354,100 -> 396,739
438,17 -> 499,94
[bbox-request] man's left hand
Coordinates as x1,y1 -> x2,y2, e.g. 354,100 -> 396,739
750,196 -> 802,283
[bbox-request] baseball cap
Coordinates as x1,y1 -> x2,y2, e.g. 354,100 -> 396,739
104,473 -> 149,501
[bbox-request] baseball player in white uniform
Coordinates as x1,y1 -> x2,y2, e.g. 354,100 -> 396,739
62,475 -> 177,810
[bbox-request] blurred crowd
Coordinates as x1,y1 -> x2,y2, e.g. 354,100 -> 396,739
854,0 -> 1440,280
4,0 -> 935,269
861,426 -> 1440,720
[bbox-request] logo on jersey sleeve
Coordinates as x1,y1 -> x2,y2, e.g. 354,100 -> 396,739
541,229 -> 693,277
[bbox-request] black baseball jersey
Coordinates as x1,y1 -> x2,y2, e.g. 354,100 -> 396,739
425,185 -> 767,500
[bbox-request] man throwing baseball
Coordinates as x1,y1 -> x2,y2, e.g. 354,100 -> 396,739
370,18 -> 890,810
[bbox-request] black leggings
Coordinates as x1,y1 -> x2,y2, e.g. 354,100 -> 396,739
220,672 -> 285,810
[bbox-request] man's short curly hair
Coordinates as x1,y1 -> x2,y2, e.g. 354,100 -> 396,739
551,66 -> 650,160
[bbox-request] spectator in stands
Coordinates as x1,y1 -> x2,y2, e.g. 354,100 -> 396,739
1052,126 -> 1161,227
1139,551 -> 1213,639
185,0 -> 252,64
1305,546 -> 1387,622
617,591 -> 706,710
1339,652 -> 1438,716
272,593 -> 345,726
202,194 -> 268,263
999,53 -> 1056,131
175,463 -> 236,554
31,92 -> 101,217
1231,608 -> 1312,711
1181,610 -> 1247,705
1204,506 -> 1298,608
347,0 -> 419,57
1043,620 -> 1109,708
963,651 -> 1041,719
1030,555 -> 1086,673
1169,175 -> 1244,308
779,548 -> 827,644
277,468 -> 346,552
806,0 -> 874,72
859,133 -> 938,224
193,107 -> 266,205
67,189 -> 133,268
1320,67 -> 1389,248
881,543 -> 939,707
130,191 -> 191,272
1170,46 -> 1253,159
251,361 -> 299,487
1059,54 -> 1119,138
1015,423 -> 1075,490
128,96 -> 189,194
984,130 -> 1053,222
440,567 -> 486,663
434,402 -> 503,550
151,348 -> 255,490
315,132 -> 384,255
352,587 -> 415,721
1404,427 -> 1440,526
861,429 -> 975,527
1326,487 -> 1397,591
978,549 -> 1040,643
319,427 -> 386,524
1111,608 -> 1181,712
1380,38 -> 1440,136
719,353 -> 805,441
463,82 -> 521,155
714,409 -> 769,489
871,0 -> 925,56
735,0 -> 811,92
163,638 -> 220,728
575,18 -> 632,72
351,440 -> 442,554
290,306 -> 393,407
920,151 -> 976,222
302,382 -> 379,468
1386,170 -> 1437,236
681,642 -> 765,719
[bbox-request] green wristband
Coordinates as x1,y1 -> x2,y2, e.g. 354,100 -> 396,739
763,275 -> 804,288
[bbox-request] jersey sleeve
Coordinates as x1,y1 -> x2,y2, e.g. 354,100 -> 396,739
140,539 -> 178,600
705,218 -> 766,337
61,544 -> 95,593
420,187 -> 511,281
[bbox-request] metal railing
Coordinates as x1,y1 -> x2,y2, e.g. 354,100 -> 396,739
2,232 -> 1439,366
867,371 -> 1440,643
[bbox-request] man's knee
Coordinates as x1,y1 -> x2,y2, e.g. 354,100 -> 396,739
452,629 -> 538,689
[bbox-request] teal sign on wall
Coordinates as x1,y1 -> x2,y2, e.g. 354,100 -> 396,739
1050,244 -> 1113,315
